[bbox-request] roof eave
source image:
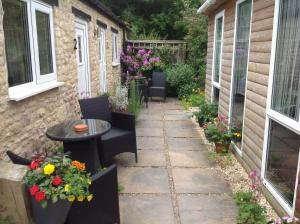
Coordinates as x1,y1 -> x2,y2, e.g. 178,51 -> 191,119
197,0 -> 227,15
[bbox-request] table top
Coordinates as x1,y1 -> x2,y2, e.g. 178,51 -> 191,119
46,119 -> 111,142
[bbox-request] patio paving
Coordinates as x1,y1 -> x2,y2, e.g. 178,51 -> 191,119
116,98 -> 237,224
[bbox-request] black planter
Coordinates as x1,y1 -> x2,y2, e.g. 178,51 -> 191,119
30,197 -> 71,224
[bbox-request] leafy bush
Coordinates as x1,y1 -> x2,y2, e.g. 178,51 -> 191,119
0,216 -> 9,224
194,102 -> 218,125
181,91 -> 205,109
234,192 -> 267,224
128,80 -> 143,118
165,63 -> 197,98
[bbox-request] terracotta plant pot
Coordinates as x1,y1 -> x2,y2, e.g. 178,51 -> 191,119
215,142 -> 230,153
30,197 -> 71,224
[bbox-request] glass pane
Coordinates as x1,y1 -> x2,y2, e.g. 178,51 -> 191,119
213,87 -> 220,104
213,16 -> 223,83
3,0 -> 32,87
266,120 -> 300,206
271,0 -> 300,121
78,36 -> 82,63
230,0 -> 252,148
36,11 -> 53,75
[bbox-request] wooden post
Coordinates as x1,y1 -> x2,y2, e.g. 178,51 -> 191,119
0,161 -> 31,224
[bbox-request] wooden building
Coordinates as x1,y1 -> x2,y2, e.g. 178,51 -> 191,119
198,0 -> 300,216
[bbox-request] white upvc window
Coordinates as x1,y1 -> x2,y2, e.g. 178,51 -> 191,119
211,10 -> 224,105
3,0 -> 61,101
261,0 -> 300,216
112,31 -> 119,65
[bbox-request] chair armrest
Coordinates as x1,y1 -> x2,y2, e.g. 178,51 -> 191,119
112,112 -> 135,131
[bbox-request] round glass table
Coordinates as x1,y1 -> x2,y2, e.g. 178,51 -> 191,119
46,119 -> 111,174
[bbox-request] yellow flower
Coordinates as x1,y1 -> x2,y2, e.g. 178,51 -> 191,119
64,184 -> 70,192
87,194 -> 93,202
77,195 -> 84,202
68,195 -> 75,202
43,164 -> 55,175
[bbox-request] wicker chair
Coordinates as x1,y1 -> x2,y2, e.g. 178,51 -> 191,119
6,150 -> 31,165
79,96 -> 138,165
149,72 -> 167,101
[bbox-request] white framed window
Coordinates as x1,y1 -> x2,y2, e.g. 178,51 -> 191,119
261,0 -> 300,216
3,0 -> 60,101
112,31 -> 118,65
211,10 -> 224,106
229,0 -> 252,153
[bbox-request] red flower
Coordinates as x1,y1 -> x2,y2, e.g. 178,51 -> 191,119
29,185 -> 40,196
30,160 -> 39,170
35,191 -> 46,202
52,176 -> 63,186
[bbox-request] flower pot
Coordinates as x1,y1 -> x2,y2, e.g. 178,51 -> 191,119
30,197 -> 71,224
215,142 -> 230,153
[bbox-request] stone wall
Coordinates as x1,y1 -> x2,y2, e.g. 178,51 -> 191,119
0,0 -> 124,160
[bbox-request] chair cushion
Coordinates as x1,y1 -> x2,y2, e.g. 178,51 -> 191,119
102,128 -> 132,141
149,86 -> 165,90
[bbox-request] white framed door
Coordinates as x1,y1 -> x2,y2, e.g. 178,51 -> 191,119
75,18 -> 90,98
99,27 -> 107,93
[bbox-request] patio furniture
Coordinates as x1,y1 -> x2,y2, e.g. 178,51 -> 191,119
6,150 -> 31,165
66,164 -> 120,224
79,96 -> 138,165
149,72 -> 167,101
46,119 -> 111,174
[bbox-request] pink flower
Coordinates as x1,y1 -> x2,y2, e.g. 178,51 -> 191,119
274,218 -> 281,224
143,60 -> 150,66
126,45 -> 132,52
249,170 -> 257,180
133,62 -> 139,69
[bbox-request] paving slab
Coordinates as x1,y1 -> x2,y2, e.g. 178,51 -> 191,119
137,137 -> 165,150
172,168 -> 231,194
165,120 -> 196,128
118,167 -> 170,193
136,127 -> 164,137
166,128 -> 200,138
167,138 -> 207,150
165,114 -> 189,121
164,110 -> 186,115
119,195 -> 174,224
178,194 -> 237,224
115,150 -> 166,167
136,120 -> 164,128
138,114 -> 163,121
169,151 -> 211,168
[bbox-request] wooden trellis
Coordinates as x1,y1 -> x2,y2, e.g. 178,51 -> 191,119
127,40 -> 186,63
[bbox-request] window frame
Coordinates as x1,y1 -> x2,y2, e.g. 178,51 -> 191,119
111,31 -> 118,65
211,10 -> 224,105
228,0 -> 253,155
5,0 -> 58,100
261,0 -> 300,216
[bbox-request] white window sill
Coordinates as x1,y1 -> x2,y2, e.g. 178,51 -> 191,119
112,62 -> 120,67
9,82 -> 64,101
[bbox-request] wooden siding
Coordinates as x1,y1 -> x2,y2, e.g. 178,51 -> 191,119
203,0 -> 300,215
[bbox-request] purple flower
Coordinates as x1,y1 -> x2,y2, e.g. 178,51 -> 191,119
274,218 -> 281,224
133,62 -> 139,69
143,60 -> 150,66
126,45 -> 132,53
249,170 -> 257,180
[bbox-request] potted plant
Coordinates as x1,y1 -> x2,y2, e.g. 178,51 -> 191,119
23,156 -> 93,224
194,102 -> 218,127
204,116 -> 233,153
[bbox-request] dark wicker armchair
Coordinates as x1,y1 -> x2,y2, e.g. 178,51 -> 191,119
6,150 -> 31,165
149,72 -> 167,101
79,96 -> 138,165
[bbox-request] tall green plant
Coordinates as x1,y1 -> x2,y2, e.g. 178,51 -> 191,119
128,80 -> 143,118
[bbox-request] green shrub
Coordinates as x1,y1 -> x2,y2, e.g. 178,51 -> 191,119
0,216 -> 9,224
194,102 -> 218,125
204,116 -> 232,145
128,80 -> 143,118
165,63 -> 197,98
234,192 -> 267,224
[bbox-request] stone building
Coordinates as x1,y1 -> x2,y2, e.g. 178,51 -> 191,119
198,0 -> 300,217
0,0 -> 126,159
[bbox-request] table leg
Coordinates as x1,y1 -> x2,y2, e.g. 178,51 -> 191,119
63,139 -> 100,174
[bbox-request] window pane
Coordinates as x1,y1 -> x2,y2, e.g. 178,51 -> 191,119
271,0 -> 300,120
265,120 -> 300,206
3,0 -> 32,87
36,11 -> 53,75
78,36 -> 82,63
230,0 -> 252,147
213,16 -> 223,83
213,87 -> 220,104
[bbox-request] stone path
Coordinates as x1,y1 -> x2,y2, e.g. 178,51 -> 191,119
115,98 -> 237,224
